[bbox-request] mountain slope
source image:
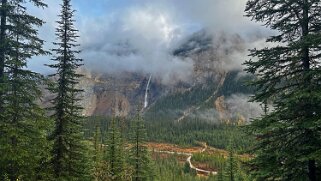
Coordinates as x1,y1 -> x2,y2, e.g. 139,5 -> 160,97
66,30 -> 257,123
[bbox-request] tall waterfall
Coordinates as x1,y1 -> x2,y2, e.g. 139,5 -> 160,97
144,75 -> 152,109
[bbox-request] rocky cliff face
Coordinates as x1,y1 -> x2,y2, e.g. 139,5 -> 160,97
72,30 -> 251,118
78,69 -> 165,117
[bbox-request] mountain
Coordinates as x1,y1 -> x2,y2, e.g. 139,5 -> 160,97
52,30 -> 257,123
78,70 -> 165,117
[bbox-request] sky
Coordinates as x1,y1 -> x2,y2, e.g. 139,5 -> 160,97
28,0 -> 271,83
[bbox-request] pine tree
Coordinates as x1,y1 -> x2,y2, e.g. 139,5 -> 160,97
94,125 -> 103,163
183,162 -> 191,174
48,0 -> 92,180
105,116 -> 126,181
0,0 -> 7,113
93,125 -> 106,180
245,0 -> 321,180
0,1 -> 50,180
217,165 -> 224,181
129,113 -> 154,181
224,141 -> 238,181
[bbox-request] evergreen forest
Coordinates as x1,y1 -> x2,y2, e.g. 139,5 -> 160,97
0,0 -> 320,181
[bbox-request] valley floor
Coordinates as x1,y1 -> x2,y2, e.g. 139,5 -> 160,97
148,142 -> 251,178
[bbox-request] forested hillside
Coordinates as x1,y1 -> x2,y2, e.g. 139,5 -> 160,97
0,0 -> 321,181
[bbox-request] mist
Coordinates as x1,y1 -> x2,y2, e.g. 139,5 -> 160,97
27,0 -> 273,84
225,94 -> 262,121
79,5 -> 194,84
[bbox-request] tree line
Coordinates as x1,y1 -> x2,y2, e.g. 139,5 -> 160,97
1,0 -> 321,180
0,0 -> 154,180
244,0 -> 321,180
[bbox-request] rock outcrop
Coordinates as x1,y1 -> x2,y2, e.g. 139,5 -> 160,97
43,30 -> 253,118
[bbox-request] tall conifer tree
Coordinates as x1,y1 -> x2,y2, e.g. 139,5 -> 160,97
93,125 -> 105,180
245,0 -> 321,180
0,0 -> 7,113
224,147 -> 237,181
105,117 -> 126,181
0,0 -> 49,180
48,0 -> 92,180
129,112 -> 154,181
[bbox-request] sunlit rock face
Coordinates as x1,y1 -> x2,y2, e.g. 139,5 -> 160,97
44,30 -> 254,118
74,31 -> 214,117
77,69 -> 165,117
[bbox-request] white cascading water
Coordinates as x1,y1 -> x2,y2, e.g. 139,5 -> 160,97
144,75 -> 152,109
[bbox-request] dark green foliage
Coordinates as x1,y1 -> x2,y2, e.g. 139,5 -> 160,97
217,71 -> 254,97
104,117 -> 126,181
83,116 -> 131,145
141,75 -> 254,152
129,113 -> 155,181
92,125 -> 107,180
93,125 -> 103,163
84,116 -> 253,153
224,142 -> 238,181
183,162 -> 191,174
192,149 -> 250,181
145,78 -> 219,115
47,0 -> 92,180
154,156 -> 205,181
153,154 -> 247,181
217,166 -> 224,181
0,0 -> 51,180
83,117 -> 252,180
245,0 -> 321,180
193,153 -> 226,171
146,119 -> 253,152
145,71 -> 254,122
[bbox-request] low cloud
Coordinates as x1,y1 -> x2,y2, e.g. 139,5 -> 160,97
225,94 -> 262,121
27,0 -> 274,84
79,5 -> 194,84
212,35 -> 269,72
189,109 -> 221,123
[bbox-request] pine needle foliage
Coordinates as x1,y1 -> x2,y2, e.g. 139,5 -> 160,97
129,113 -> 155,181
104,116 -> 126,181
47,0 -> 92,180
0,0 -> 50,180
245,0 -> 321,180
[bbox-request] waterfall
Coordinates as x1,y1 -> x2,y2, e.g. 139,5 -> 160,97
144,75 -> 152,108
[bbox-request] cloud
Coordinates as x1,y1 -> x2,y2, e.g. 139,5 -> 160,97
78,5 -> 194,84
212,35 -> 270,72
26,0 -> 274,84
188,93 -> 263,123
174,0 -> 269,36
189,108 -> 221,123
225,94 -> 262,121
170,0 -> 274,72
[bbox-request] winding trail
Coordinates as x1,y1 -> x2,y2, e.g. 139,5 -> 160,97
153,143 -> 218,176
186,143 -> 218,176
